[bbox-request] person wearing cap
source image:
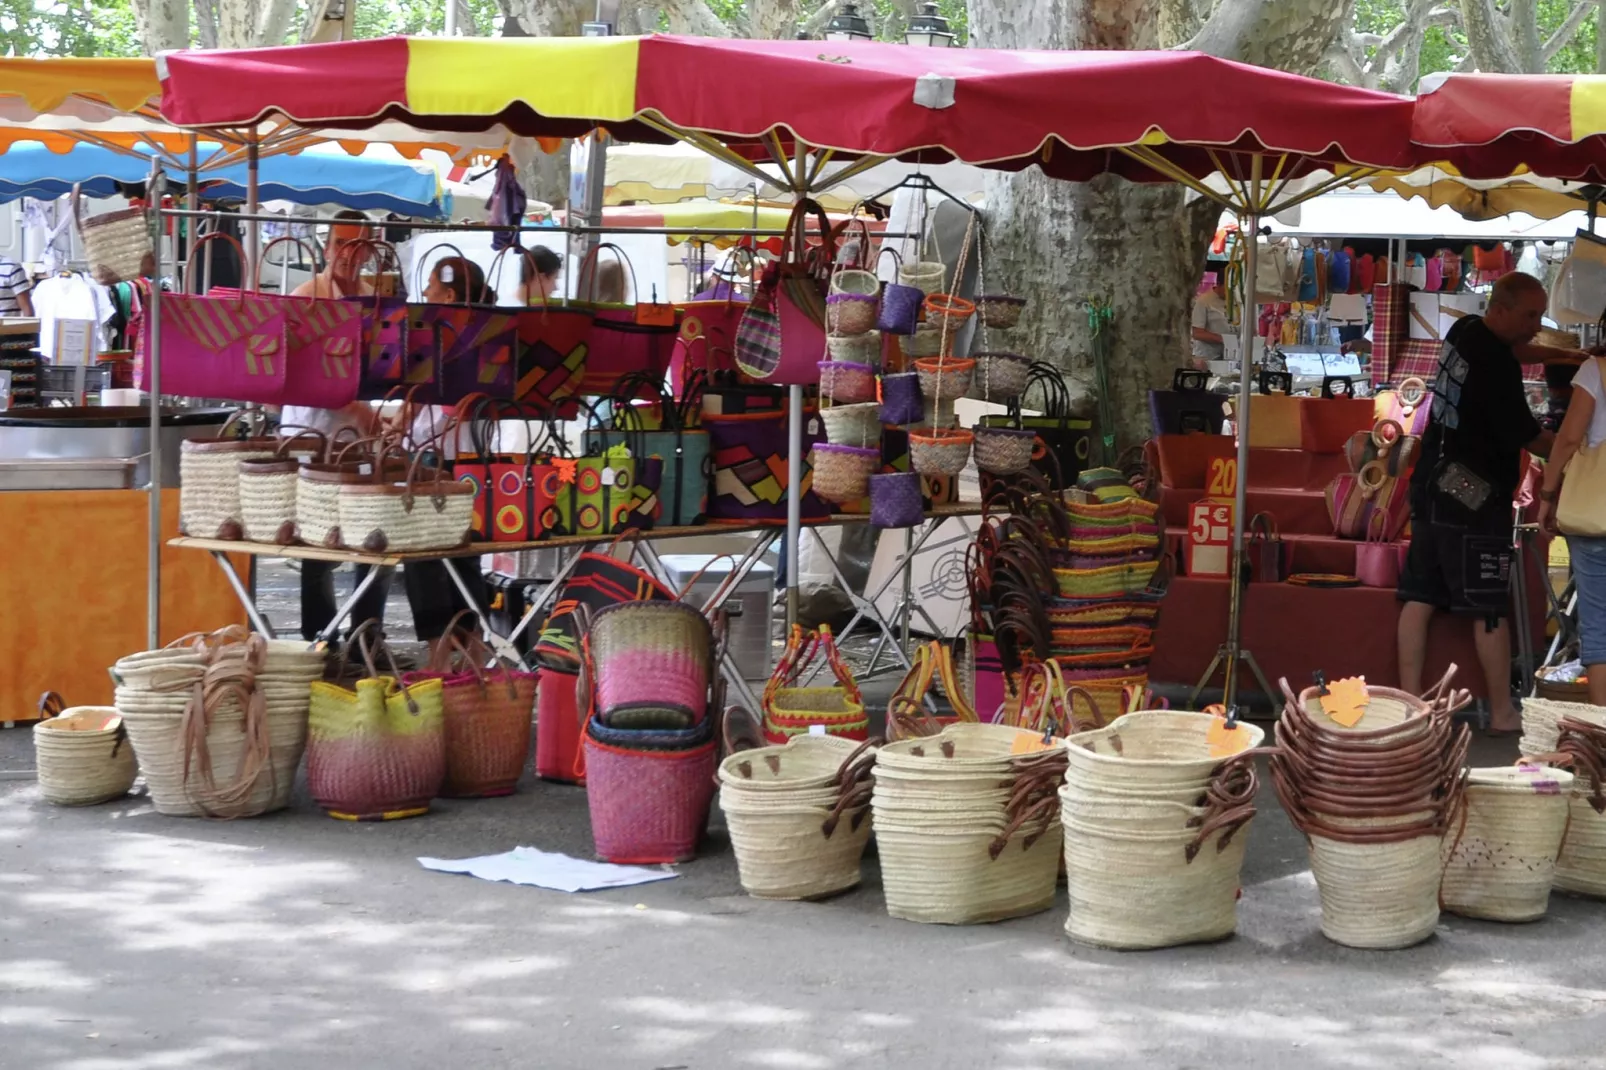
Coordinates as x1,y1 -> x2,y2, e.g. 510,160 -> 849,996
281,210 -> 393,643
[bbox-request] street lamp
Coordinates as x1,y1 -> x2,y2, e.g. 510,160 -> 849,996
904,2 -> 955,47
824,2 -> 873,42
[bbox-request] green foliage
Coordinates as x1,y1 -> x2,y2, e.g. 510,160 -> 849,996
0,0 -> 140,57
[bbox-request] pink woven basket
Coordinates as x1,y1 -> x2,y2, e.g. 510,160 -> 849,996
582,728 -> 719,863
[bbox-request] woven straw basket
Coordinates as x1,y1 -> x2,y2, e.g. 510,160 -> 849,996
967,352 -> 1031,402
338,456 -> 475,553
972,425 -> 1036,474
903,324 -> 947,359
915,356 -> 975,400
1309,832 -> 1444,948
898,260 -> 946,292
822,403 -> 883,448
180,439 -> 277,540
811,444 -> 879,504
1441,765 -> 1573,922
238,429 -> 326,545
909,427 -> 972,477
33,704 -> 137,806
818,359 -> 877,403
76,196 -> 154,285
1554,775 -> 1606,898
976,295 -> 1026,330
113,635 -> 323,818
1060,803 -> 1252,950
825,331 -> 881,364
718,737 -> 876,900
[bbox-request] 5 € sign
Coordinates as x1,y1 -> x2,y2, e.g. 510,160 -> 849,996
1186,497 -> 1236,577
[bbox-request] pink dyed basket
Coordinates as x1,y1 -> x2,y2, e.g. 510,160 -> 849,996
582,729 -> 719,863
589,601 -> 712,727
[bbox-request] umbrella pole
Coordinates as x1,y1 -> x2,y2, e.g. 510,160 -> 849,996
1219,159 -> 1273,715
185,135 -> 199,292
246,139 -> 260,281
147,159 -> 165,649
784,143 -> 807,634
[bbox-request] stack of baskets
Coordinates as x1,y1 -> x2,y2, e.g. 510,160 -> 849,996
1269,671 -> 1471,948
113,627 -> 325,818
581,601 -> 721,863
719,734 -> 879,900
31,692 -> 137,806
1525,706 -> 1606,898
872,723 -> 1066,924
179,410 -> 278,540
237,428 -> 327,545
1060,711 -> 1263,949
1440,764 -> 1575,921
762,624 -> 868,744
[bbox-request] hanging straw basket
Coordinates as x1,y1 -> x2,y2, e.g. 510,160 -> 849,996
32,699 -> 137,806
811,444 -> 880,504
924,293 -> 976,332
898,260 -> 946,293
914,356 -> 975,400
826,331 -> 881,365
826,293 -> 880,337
871,471 -> 924,529
909,427 -> 973,477
1441,765 -> 1574,922
967,352 -> 1032,403
976,294 -> 1027,329
818,359 -> 878,404
821,402 -> 883,448
972,425 -> 1036,474
75,193 -> 154,285
903,324 -> 948,359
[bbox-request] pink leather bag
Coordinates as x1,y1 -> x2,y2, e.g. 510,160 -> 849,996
1355,512 -> 1400,588
738,199 -> 835,386
260,236 -> 363,409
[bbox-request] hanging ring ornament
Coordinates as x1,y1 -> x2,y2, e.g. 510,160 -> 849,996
1357,459 -> 1389,497
1396,376 -> 1427,413
1371,418 -> 1403,451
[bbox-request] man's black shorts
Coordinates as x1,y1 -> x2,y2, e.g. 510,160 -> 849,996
1396,489 -> 1514,617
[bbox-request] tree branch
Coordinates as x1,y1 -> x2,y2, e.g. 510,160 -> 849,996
1326,35 -> 1369,85
1459,0 -> 1524,72
1544,0 -> 1596,63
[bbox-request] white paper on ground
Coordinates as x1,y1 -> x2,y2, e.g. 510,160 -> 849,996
417,847 -> 679,893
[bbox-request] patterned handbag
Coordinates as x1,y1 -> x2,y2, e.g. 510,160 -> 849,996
736,199 -> 835,385
1327,469 -> 1410,540
588,371 -> 711,527
484,246 -> 593,409
532,537 -> 679,670
133,245 -> 290,406
703,405 -> 832,524
552,400 -> 637,538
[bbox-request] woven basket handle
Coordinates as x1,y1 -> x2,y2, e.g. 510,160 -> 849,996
722,704 -> 765,756
36,690 -> 66,720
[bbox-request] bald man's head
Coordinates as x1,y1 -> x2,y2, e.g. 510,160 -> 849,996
1484,271 -> 1548,346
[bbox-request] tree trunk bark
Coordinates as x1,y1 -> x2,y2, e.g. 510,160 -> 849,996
131,0 -> 189,53
1459,0 -> 1522,72
1511,0 -> 1543,71
1599,0 -> 1606,73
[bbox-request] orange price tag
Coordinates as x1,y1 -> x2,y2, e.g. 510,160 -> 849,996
1318,676 -> 1369,728
635,302 -> 677,328
1010,731 -> 1055,755
1205,706 -> 1253,758
553,458 -> 578,485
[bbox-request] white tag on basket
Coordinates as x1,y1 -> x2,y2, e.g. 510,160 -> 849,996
600,466 -> 616,486
808,724 -> 827,736
808,417 -> 820,436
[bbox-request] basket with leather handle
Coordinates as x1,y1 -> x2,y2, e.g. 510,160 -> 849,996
73,184 -> 153,284
179,408 -> 279,540
238,427 -> 326,545
337,444 -> 475,552
31,691 -> 137,806
762,624 -> 868,743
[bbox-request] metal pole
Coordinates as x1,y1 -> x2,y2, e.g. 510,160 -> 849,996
1221,156 -> 1262,714
784,141 -> 808,633
245,140 -> 260,282
185,135 -> 199,292
147,194 -> 165,649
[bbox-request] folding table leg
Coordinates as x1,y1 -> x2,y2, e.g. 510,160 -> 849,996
312,563 -> 385,648
442,557 -> 525,666
210,551 -> 276,639
503,547 -> 584,650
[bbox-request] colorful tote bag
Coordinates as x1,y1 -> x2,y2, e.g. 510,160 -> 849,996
703,406 -> 832,523
356,295 -> 420,399
669,297 -> 746,395
137,284 -> 290,405
409,303 -> 520,403
510,303 -> 591,409
736,200 -> 835,386
279,293 -> 362,408
570,244 -> 679,396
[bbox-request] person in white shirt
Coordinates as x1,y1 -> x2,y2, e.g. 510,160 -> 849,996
279,210 -> 394,642
0,257 -> 35,317
1190,274 -> 1230,368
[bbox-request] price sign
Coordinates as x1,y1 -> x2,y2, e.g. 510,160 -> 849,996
1186,497 -> 1235,577
1206,456 -> 1238,498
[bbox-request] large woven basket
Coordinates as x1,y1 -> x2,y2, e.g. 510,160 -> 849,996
873,813 -> 1061,924
76,198 -> 154,285
180,438 -> 277,540
32,704 -> 137,806
719,737 -> 877,900
1064,711 -> 1265,793
1308,833 -> 1444,948
1441,765 -> 1573,922
1060,804 -> 1252,949
1554,775 -> 1606,898
584,728 -> 718,864
337,460 -> 475,553
811,444 -> 879,504
307,674 -> 446,820
404,665 -> 535,798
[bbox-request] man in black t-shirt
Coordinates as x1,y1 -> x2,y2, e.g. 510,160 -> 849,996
1397,272 -> 1554,734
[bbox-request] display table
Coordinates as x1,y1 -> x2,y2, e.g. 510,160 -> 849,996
0,490 -> 247,724
171,504 -> 983,712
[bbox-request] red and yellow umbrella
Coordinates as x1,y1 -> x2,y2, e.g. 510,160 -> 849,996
1412,71 -> 1606,182
158,35 -> 1417,198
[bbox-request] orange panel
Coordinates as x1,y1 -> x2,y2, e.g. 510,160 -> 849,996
0,490 -> 247,723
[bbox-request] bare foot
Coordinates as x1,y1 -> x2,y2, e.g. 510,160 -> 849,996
1488,712 -> 1523,736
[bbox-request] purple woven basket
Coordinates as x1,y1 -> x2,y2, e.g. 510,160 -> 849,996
880,371 -> 924,425
870,471 -> 924,528
583,726 -> 718,864
877,282 -> 923,336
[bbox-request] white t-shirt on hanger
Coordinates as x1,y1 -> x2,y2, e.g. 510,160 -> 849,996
30,273 -> 114,360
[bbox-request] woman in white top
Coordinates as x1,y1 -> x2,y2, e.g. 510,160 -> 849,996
1537,354 -> 1606,704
